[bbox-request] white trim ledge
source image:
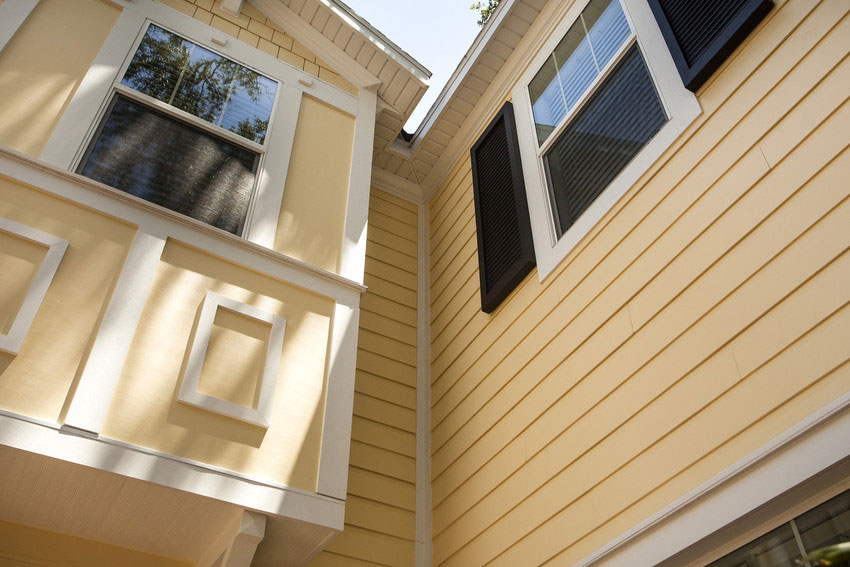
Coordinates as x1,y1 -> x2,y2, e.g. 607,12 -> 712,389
371,166 -> 424,204
0,409 -> 345,530
576,391 -> 850,567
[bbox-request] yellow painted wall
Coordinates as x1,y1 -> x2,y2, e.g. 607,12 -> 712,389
426,0 -> 850,565
100,240 -> 334,491
0,520 -> 190,567
0,0 -> 119,157
0,177 -> 136,422
311,188 -> 418,566
274,95 -> 355,273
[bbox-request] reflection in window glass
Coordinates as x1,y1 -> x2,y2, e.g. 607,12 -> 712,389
528,0 -> 632,145
709,488 -> 850,567
122,24 -> 277,144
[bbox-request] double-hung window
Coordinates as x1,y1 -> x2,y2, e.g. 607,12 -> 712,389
77,23 -> 279,236
513,0 -> 700,280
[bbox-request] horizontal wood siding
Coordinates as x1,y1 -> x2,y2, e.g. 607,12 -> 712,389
427,0 -> 850,564
312,189 -> 418,567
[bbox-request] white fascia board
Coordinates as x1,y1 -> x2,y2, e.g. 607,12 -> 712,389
577,391 -> 850,567
312,0 -> 431,84
0,410 -> 344,529
407,0 -> 517,146
251,0 -> 381,89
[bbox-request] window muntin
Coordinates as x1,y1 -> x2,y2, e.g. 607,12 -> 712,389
543,44 -> 666,237
77,22 -> 280,235
528,0 -> 633,146
121,24 -> 277,144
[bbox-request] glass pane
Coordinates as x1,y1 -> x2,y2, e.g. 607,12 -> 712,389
709,522 -> 802,567
796,490 -> 850,566
122,24 -> 276,144
79,96 -> 258,235
543,45 -> 667,237
528,0 -> 632,145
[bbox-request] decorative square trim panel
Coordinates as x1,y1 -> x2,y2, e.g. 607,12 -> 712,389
0,217 -> 69,354
178,291 -> 286,428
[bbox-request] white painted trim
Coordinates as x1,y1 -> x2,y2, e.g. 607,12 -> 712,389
576,391 -> 850,567
251,0 -> 381,90
0,149 -> 365,303
512,0 -> 701,281
0,410 -> 344,528
222,511 -> 266,567
0,0 -> 39,53
307,0 -> 431,83
339,86 -> 378,283
63,231 -> 166,434
415,203 -> 432,567
371,166 -> 424,204
244,84 -> 302,248
315,302 -> 360,499
0,217 -> 68,355
178,291 -> 286,428
220,0 -> 244,18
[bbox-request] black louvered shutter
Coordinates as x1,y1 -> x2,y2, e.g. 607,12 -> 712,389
471,102 -> 535,314
647,0 -> 773,91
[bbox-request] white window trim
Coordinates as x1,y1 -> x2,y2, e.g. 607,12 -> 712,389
0,0 -> 40,53
178,291 -> 286,428
38,0 -> 357,250
511,0 -> 701,281
0,217 -> 68,354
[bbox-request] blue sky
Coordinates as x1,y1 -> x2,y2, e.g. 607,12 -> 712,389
340,0 -> 484,131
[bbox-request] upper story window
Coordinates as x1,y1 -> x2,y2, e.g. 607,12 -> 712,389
78,23 -> 279,235
512,0 -> 701,280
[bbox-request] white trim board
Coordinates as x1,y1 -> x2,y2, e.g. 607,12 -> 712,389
0,148 -> 364,304
576,391 -> 850,567
0,0 -> 39,53
0,409 -> 344,529
179,291 -> 286,428
0,217 -> 68,354
370,166 -> 424,204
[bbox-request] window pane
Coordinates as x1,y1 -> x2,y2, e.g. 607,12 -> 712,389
528,0 -> 632,145
796,489 -> 850,565
543,45 -> 667,237
122,24 -> 276,144
709,522 -> 802,567
79,96 -> 258,235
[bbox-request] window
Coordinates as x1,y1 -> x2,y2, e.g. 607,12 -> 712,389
512,0 -> 701,280
708,486 -> 850,567
77,23 -> 279,236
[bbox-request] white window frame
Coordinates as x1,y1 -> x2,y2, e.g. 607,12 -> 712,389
511,0 -> 701,281
39,0 -> 357,250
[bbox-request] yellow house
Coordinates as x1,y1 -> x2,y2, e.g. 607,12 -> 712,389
0,0 -> 848,565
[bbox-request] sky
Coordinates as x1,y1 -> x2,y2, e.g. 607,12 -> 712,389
339,0 -> 485,132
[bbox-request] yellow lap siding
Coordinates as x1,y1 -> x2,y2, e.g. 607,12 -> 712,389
427,0 -> 850,564
311,187 -> 417,566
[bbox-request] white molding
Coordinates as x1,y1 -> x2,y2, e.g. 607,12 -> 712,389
315,303 -> 360,499
63,230 -> 165,434
512,0 -> 701,281
0,149 -> 365,304
307,0 -> 431,84
0,0 -> 39,53
244,84 -> 302,248
415,204 -> 432,567
371,166 -> 424,204
0,410 -> 344,528
178,291 -> 286,428
339,86 -> 378,284
251,0 -> 381,90
577,391 -> 850,567
0,217 -> 68,355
